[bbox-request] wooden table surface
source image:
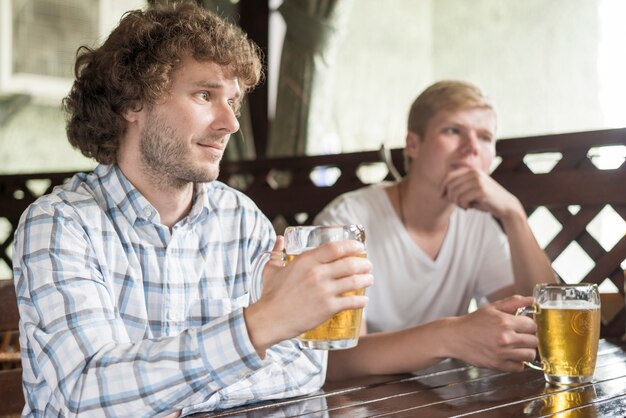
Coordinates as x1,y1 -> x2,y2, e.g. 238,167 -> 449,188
194,338 -> 626,417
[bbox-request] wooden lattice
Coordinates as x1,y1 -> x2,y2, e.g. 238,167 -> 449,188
1,129 -> 625,338
493,130 -> 626,298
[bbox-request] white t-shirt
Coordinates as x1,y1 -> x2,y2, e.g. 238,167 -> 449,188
314,183 -> 514,333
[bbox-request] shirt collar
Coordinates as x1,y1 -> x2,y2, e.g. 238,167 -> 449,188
97,164 -> 211,225
188,181 -> 211,224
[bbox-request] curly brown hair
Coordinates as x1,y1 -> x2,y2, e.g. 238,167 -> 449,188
63,2 -> 263,165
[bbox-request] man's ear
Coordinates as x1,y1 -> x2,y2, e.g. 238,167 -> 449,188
123,109 -> 140,123
122,103 -> 144,123
405,131 -> 421,160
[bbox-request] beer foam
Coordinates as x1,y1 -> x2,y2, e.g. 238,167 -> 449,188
539,300 -> 599,310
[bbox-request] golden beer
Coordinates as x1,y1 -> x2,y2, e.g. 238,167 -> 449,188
285,252 -> 366,349
535,301 -> 600,382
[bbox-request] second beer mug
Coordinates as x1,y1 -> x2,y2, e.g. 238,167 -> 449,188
516,283 -> 601,386
251,224 -> 367,350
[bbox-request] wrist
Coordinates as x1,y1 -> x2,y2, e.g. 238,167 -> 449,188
497,198 -> 526,227
243,302 -> 281,358
429,317 -> 458,361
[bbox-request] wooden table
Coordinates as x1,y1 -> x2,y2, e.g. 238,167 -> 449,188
194,338 -> 626,417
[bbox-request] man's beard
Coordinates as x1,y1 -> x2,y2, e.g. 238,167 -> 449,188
139,111 -> 223,190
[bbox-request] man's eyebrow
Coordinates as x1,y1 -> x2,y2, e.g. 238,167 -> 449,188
193,81 -> 222,88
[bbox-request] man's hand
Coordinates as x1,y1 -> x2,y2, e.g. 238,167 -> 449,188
440,167 -> 524,221
443,295 -> 538,372
244,240 -> 373,356
259,236 -> 286,297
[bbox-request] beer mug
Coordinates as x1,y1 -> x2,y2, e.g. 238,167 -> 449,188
250,225 -> 367,350
516,283 -> 601,386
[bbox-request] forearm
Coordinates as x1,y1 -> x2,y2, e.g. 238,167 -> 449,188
183,339 -> 326,414
326,320 -> 451,380
500,206 -> 557,295
23,308 -> 264,416
327,298 -> 540,380
76,325 -> 323,416
216,342 -> 325,410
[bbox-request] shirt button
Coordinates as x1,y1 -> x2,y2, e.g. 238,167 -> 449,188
144,208 -> 152,217
169,310 -> 185,322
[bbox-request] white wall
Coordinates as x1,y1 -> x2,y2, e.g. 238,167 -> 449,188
324,0 -> 617,154
433,0 -> 601,138
330,0 -> 434,153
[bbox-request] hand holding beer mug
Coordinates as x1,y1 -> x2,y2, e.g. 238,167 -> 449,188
516,283 -> 601,386
251,225 -> 368,350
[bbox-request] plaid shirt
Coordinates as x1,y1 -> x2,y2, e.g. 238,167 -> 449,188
13,164 -> 325,417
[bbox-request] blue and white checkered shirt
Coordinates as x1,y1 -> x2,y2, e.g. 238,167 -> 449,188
13,164 -> 325,417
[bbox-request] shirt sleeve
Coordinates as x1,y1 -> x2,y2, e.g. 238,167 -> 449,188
13,199 -> 320,417
196,198 -> 326,412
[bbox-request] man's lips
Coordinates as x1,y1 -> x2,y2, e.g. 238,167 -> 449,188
197,141 -> 225,157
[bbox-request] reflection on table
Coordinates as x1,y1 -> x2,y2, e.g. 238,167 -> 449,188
193,338 -> 626,417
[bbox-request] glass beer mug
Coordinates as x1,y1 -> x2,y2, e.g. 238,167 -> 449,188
250,224 -> 367,350
516,283 -> 601,386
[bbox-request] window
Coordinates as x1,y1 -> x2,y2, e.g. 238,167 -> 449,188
0,0 -> 143,102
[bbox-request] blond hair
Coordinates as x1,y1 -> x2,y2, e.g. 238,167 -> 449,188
407,80 -> 495,138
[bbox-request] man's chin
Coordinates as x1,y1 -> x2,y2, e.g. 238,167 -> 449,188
194,166 -> 220,183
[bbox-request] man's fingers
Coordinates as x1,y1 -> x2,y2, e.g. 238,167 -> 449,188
332,273 -> 374,296
494,295 -> 535,314
512,315 -> 538,335
272,235 -> 284,252
266,236 -> 286,270
499,359 -> 527,373
439,167 -> 474,196
455,188 -> 482,209
511,330 -> 539,348
332,292 -> 369,312
321,256 -> 373,282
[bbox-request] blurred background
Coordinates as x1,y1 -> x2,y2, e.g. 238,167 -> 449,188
1,0 -> 626,292
1,0 -> 626,172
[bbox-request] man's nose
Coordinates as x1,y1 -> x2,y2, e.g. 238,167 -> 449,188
460,132 -> 480,155
211,102 -> 240,134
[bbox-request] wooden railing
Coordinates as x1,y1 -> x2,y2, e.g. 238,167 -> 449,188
0,282 -> 23,415
1,128 -> 625,336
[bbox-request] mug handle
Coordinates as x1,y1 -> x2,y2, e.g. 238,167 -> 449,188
249,251 -> 286,304
515,305 -> 545,371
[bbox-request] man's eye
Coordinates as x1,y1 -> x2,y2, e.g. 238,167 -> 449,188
198,92 -> 210,101
444,127 -> 460,135
229,99 -> 242,115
